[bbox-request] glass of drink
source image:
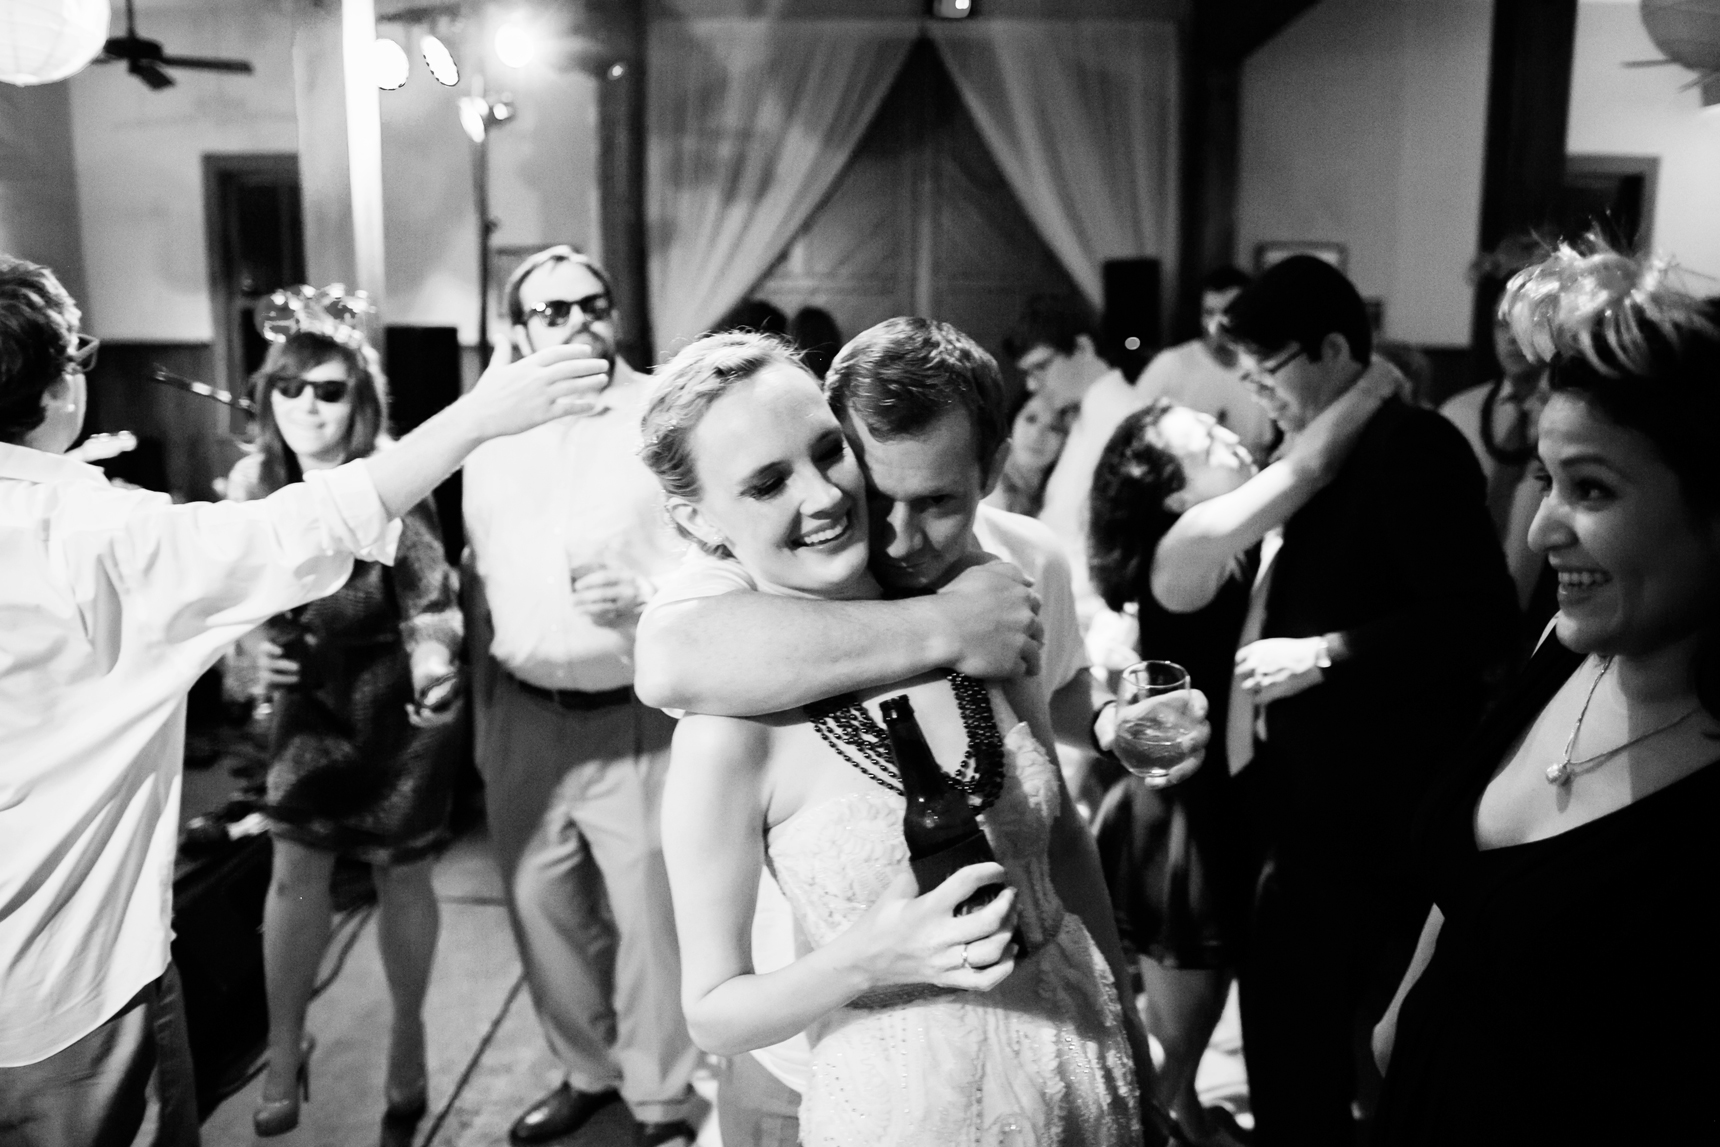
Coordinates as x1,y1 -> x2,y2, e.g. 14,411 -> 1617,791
1112,660 -> 1202,782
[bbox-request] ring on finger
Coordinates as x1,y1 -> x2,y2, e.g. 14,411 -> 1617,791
960,943 -> 971,970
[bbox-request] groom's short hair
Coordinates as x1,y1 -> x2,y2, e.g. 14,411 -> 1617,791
825,317 -> 1008,467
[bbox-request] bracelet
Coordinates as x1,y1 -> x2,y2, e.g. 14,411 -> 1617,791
1089,699 -> 1118,756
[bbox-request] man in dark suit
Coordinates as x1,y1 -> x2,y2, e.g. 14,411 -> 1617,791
1220,257 -> 1517,1147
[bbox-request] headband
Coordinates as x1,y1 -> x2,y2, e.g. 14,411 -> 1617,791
255,284 -> 377,350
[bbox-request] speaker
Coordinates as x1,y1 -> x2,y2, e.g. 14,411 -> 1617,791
383,326 -> 465,561
1102,258 -> 1161,383
171,835 -> 272,1117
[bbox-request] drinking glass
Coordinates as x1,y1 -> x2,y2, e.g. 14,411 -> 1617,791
1112,660 -> 1202,781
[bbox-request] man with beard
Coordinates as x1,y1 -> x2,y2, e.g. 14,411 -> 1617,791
462,248 -> 698,1146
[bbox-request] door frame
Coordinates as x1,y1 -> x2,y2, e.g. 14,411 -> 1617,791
202,152 -> 303,433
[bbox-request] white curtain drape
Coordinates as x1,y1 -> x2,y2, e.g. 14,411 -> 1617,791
930,19 -> 1179,308
646,20 -> 916,353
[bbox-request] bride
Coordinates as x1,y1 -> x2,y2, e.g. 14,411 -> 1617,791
639,332 -> 1142,1146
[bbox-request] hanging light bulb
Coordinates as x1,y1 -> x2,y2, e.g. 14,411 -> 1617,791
371,37 -> 410,90
421,34 -> 459,86
494,22 -> 536,69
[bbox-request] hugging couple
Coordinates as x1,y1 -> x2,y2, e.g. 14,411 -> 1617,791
632,317 -> 1202,1147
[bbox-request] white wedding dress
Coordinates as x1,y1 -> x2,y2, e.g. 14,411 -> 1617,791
766,721 -> 1142,1147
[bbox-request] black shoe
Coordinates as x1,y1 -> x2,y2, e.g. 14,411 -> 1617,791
509,1084 -> 620,1144
636,1119 -> 697,1147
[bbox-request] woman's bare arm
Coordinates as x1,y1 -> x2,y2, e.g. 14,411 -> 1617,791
1373,905 -> 1444,1075
1152,363 -> 1398,614
665,715 -> 1019,1056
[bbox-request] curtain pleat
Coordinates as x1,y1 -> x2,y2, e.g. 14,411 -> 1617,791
646,19 -> 916,354
930,19 -> 1178,307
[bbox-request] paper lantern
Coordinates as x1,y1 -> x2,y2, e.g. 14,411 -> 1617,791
0,0 -> 111,87
1642,0 -> 1720,73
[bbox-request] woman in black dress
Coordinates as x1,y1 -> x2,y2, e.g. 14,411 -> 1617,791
1087,370 -> 1389,1144
228,324 -> 464,1138
1373,244 -> 1720,1144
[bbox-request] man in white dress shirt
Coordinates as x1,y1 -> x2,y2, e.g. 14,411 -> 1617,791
1135,267 -> 1278,465
0,255 -> 603,1146
1003,296 -> 1151,638
462,248 -> 698,1147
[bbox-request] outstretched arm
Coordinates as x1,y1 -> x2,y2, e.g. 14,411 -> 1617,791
365,343 -> 606,518
635,561 -> 1044,716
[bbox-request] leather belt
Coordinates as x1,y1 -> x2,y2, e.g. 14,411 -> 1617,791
507,673 -> 633,712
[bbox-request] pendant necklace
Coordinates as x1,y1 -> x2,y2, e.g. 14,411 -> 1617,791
805,670 -> 1006,811
1545,656 -> 1703,786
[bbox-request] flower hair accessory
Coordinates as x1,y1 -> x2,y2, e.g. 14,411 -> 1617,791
255,284 -> 377,350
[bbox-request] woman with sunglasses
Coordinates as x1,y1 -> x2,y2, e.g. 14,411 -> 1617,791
225,329 -> 464,1140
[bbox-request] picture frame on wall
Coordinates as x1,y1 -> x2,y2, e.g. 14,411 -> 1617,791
1255,241 -> 1347,274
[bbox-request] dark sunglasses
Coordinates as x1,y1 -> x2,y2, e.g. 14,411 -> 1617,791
525,293 -> 613,328
66,333 -> 100,375
273,376 -> 352,403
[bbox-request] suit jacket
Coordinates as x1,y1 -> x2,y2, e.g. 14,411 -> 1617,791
1257,397 -> 1518,843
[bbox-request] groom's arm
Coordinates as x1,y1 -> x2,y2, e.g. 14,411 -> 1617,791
634,562 -> 1044,717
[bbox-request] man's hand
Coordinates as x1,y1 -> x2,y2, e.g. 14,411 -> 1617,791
571,566 -> 645,628
459,341 -> 609,440
1234,637 -> 1326,705
932,560 -> 1043,679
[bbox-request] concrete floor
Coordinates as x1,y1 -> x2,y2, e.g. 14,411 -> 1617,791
191,822 -> 1247,1146
197,827 -> 718,1147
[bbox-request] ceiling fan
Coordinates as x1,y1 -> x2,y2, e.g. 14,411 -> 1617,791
95,0 -> 254,90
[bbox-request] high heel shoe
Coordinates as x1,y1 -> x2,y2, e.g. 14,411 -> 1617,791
253,1034 -> 315,1138
379,1074 -> 429,1147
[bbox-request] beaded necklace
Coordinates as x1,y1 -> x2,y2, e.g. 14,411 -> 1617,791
805,670 -> 1006,811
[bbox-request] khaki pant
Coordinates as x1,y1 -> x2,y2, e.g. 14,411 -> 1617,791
478,668 -> 696,1123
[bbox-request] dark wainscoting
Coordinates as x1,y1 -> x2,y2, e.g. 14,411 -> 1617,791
82,342 -> 246,504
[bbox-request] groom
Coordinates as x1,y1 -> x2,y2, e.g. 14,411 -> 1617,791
636,316 -> 1175,1145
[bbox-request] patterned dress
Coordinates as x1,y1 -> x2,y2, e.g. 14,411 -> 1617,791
767,721 -> 1142,1147
228,453 -> 463,864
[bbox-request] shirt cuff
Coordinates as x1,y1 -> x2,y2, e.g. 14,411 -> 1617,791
304,462 -> 402,565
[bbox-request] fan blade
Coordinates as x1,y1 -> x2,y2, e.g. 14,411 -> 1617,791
157,56 -> 254,74
130,60 -> 175,90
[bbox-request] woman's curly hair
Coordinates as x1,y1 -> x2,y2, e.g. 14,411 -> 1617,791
1502,236 -> 1720,714
1088,400 -> 1185,614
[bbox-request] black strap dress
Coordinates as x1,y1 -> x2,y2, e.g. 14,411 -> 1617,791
1092,549 -> 1257,970
1374,638 -> 1720,1144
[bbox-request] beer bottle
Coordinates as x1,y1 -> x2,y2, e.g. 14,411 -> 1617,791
881,695 -> 1004,914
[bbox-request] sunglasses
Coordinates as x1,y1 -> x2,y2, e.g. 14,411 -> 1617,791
273,376 -> 352,403
66,333 -> 100,375
525,293 -> 613,329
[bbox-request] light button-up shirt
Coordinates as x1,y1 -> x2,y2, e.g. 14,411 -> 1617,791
0,443 -> 398,1066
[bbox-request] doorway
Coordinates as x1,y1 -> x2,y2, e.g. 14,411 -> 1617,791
204,154 -> 305,429
752,38 -> 1083,377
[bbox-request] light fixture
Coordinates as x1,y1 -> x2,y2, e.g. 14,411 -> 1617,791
371,37 -> 410,90
458,92 -> 516,143
494,21 -> 536,69
0,0 -> 111,86
421,33 -> 459,86
927,0 -> 973,18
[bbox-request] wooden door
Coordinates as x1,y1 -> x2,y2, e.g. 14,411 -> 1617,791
753,39 -> 1082,379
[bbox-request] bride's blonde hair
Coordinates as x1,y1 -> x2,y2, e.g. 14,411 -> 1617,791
640,330 -> 807,553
